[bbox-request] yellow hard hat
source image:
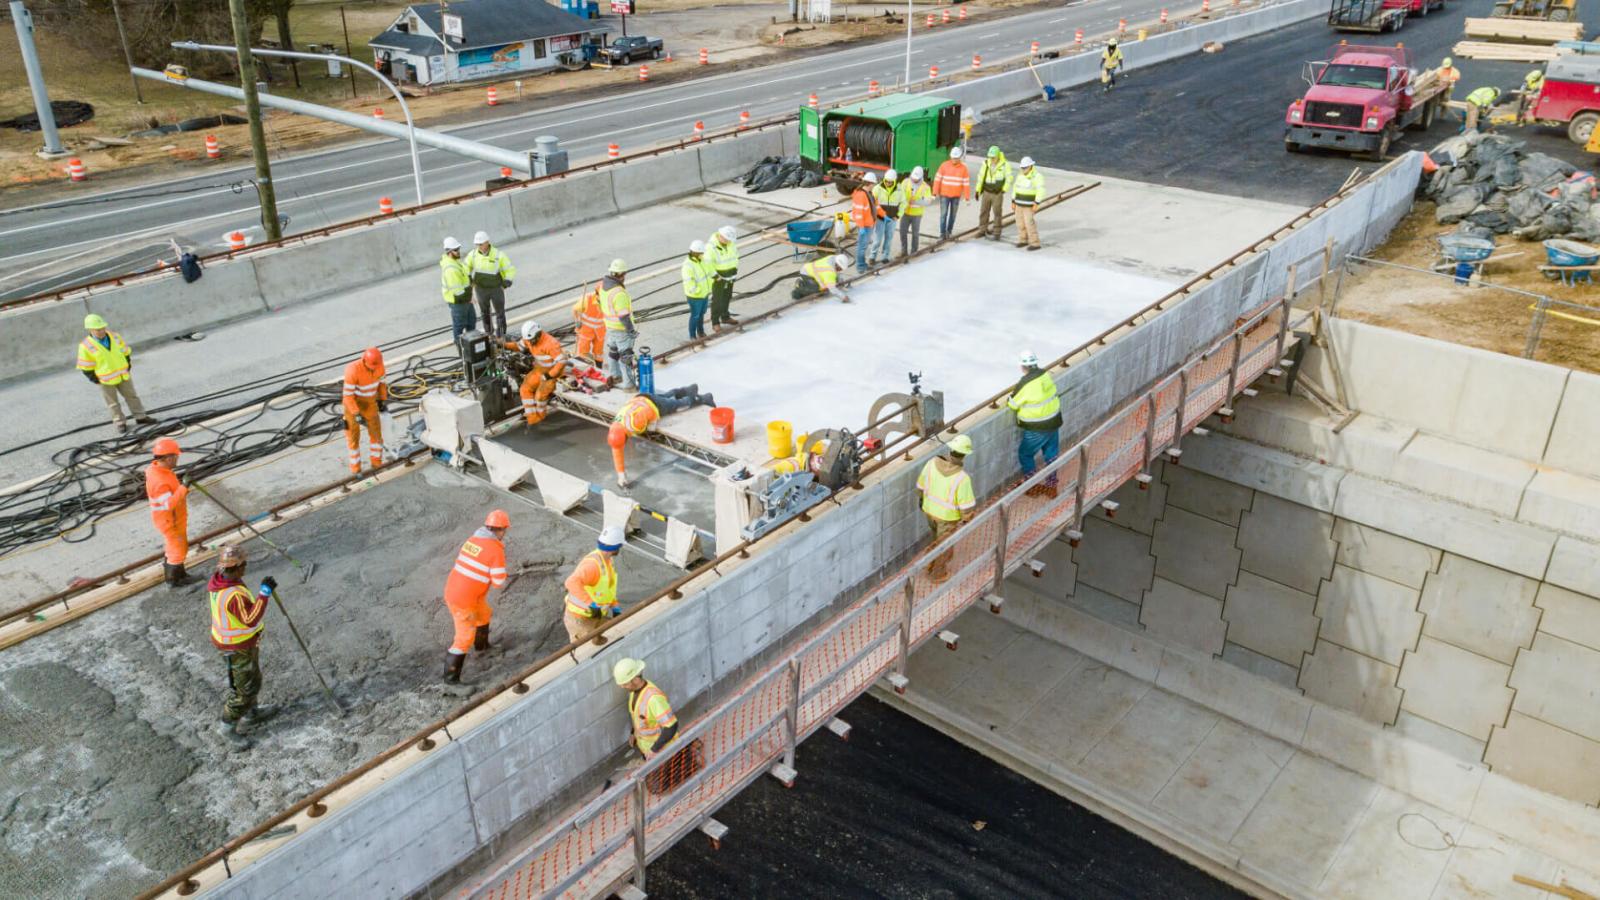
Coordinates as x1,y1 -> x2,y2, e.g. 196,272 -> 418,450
1441,57 -> 1452,68
613,657 -> 645,685
608,258 -> 627,275
948,435 -> 974,456
84,313 -> 108,330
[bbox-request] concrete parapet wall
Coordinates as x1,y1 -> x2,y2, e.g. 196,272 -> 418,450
510,167 -> 618,238
0,295 -> 89,383
251,227 -> 406,311
389,195 -> 518,263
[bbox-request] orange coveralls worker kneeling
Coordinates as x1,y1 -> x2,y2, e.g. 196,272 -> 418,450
563,525 -> 626,644
342,347 -> 388,474
442,509 -> 511,685
146,437 -> 193,588
571,283 -> 606,366
504,320 -> 566,425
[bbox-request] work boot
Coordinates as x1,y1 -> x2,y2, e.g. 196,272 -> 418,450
215,719 -> 252,751
135,416 -> 156,426
242,704 -> 280,724
115,422 -> 129,435
697,393 -> 716,408
474,624 -> 492,652
443,652 -> 466,684
164,563 -> 195,588
1015,241 -> 1028,248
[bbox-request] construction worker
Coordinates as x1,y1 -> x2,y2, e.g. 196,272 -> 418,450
792,253 -> 854,302
442,509 -> 511,686
1008,350 -> 1063,497
1011,157 -> 1045,252
609,386 -> 714,488
899,166 -> 934,256
917,435 -> 976,584
77,314 -> 154,434
871,168 -> 901,264
209,543 -> 277,750
682,240 -> 716,340
599,259 -> 638,390
613,657 -> 679,761
504,321 -> 565,425
1463,86 -> 1501,133
851,172 -> 882,274
571,281 -> 606,367
1519,69 -> 1546,120
1101,38 -> 1124,92
465,230 -> 516,335
1439,56 -> 1461,103
933,147 -> 971,241
706,225 -> 741,332
975,147 -> 1012,241
440,236 -> 475,340
341,347 -> 388,474
146,437 -> 193,587
563,525 -> 627,644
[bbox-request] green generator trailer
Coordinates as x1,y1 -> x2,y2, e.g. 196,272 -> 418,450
798,93 -> 964,195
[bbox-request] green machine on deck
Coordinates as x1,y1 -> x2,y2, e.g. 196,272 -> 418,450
798,93 -> 963,195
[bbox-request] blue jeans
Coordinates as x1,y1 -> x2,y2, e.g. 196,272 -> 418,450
855,226 -> 873,272
687,298 -> 708,339
447,302 -> 476,341
872,217 -> 897,261
939,197 -> 960,239
1018,428 -> 1060,478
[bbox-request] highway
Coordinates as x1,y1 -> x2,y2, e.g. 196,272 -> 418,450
0,0 -> 1179,301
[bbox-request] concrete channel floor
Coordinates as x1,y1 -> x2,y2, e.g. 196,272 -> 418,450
0,462 -> 680,900
646,694 -> 1245,900
895,607 -> 1600,900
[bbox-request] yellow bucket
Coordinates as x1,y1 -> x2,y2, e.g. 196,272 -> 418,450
767,420 -> 794,460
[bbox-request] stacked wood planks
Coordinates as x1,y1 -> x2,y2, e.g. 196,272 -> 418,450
1462,16 -> 1583,43
1452,39 -> 1564,61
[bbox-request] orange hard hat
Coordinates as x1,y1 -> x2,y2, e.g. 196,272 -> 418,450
485,509 -> 510,528
363,346 -> 383,369
152,437 -> 181,457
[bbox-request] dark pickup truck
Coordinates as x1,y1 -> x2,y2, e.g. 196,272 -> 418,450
602,36 -> 664,63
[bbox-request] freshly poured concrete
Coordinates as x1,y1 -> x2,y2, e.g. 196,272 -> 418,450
0,463 -> 679,900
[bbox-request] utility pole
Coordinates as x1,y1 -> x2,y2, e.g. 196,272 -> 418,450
9,1 -> 65,156
110,0 -> 144,103
229,0 -> 282,242
340,5 -> 358,99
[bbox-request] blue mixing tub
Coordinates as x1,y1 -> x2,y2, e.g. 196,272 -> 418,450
1544,239 -> 1600,267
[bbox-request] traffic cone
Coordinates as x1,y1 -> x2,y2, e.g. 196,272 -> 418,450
1202,0 -> 1210,10
1118,17 -> 1127,32
66,158 -> 87,182
500,167 -> 513,178
608,143 -> 621,159
379,196 -> 394,215
665,50 -> 673,62
1030,40 -> 1039,55
808,93 -> 818,108
739,110 -> 751,128
1075,28 -> 1083,44
487,85 -> 499,106
692,120 -> 705,140
227,231 -> 246,251
942,9 -> 950,23
972,54 -> 981,70
929,64 -> 940,78
869,79 -> 880,95
925,13 -> 935,26
373,107 -> 384,119
1161,8 -> 1169,22
205,135 -> 221,159
959,6 -> 967,19
699,47 -> 709,65
638,65 -> 650,82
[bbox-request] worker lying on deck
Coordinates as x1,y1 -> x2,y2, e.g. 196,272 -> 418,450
609,387 -> 716,488
504,321 -> 565,425
791,253 -> 854,302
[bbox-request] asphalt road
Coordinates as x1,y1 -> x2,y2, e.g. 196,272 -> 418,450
0,0 -> 1177,301
647,695 -> 1245,899
982,0 -> 1596,205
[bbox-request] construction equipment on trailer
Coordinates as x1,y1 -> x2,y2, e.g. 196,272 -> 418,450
798,93 -> 964,196
1328,0 -> 1409,34
734,427 -> 864,540
1491,0 -> 1577,21
1285,44 -> 1449,158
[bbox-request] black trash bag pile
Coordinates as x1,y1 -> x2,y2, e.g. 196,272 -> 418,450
0,100 -> 94,132
1423,133 -> 1600,242
743,156 -> 824,193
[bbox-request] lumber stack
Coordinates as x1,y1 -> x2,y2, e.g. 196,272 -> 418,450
1452,39 -> 1564,61
1463,16 -> 1584,44
1412,67 -> 1442,95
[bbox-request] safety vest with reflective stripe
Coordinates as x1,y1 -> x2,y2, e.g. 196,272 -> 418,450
1012,168 -> 1044,205
917,458 -> 975,522
902,180 -> 933,216
1467,86 -> 1499,109
1008,369 -> 1061,426
445,527 -> 508,604
933,159 -> 971,199
510,332 -> 564,369
599,283 -> 632,332
801,258 -> 839,290
566,549 -> 618,617
440,253 -> 471,303
77,332 -> 132,385
146,463 -> 186,519
613,395 -> 659,436
851,187 -> 879,227
681,255 -> 715,299
342,359 -> 388,415
1102,46 -> 1124,69
629,680 -> 678,753
465,246 -> 516,287
873,180 -> 901,216
977,158 -> 1012,194
706,235 -> 739,274
573,284 -> 605,330
209,581 -> 265,648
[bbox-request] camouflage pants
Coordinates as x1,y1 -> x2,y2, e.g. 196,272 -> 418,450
221,646 -> 262,722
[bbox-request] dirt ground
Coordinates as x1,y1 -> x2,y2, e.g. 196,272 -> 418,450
0,463 -> 678,899
1335,204 -> 1600,373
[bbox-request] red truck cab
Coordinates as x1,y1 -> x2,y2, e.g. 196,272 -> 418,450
1285,44 -> 1443,158
1382,0 -> 1444,15
1527,54 -> 1600,143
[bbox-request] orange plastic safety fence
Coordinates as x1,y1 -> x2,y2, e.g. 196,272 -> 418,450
799,596 -> 903,730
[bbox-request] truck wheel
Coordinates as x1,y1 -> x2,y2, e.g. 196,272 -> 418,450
1549,6 -> 1571,19
1419,96 -> 1437,130
1285,138 -> 1303,153
1370,130 -> 1392,161
1569,112 -> 1599,145
652,48 -> 661,59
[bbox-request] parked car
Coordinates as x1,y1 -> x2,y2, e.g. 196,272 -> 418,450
603,36 -> 664,63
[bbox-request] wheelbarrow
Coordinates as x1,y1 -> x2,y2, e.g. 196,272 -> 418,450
1436,234 -> 1495,285
784,219 -> 837,258
1543,238 -> 1600,286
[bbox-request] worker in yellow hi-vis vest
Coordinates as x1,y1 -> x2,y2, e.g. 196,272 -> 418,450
917,435 -> 976,584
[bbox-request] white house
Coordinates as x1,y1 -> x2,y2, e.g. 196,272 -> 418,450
369,0 -> 610,86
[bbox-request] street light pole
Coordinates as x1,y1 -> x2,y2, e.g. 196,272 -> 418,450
227,0 -> 283,241
174,41 -> 425,207
903,0 -> 912,87
9,1 -> 65,156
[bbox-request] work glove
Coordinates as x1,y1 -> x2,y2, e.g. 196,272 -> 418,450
378,400 -> 389,413
82,370 -> 98,384
588,603 -> 603,616
608,606 -> 622,618
454,289 -> 472,303
502,279 -> 513,289
260,576 -> 278,595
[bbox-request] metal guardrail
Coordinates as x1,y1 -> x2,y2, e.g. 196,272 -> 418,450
464,291 -> 1301,899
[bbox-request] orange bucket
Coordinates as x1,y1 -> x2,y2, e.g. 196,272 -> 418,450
709,407 -> 735,444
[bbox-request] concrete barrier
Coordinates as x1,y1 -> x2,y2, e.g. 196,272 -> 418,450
0,296 -> 89,383
386,194 -> 517,265
251,227 -> 405,309
610,148 -> 707,213
699,130 -> 784,185
508,167 -> 617,239
88,259 -> 268,346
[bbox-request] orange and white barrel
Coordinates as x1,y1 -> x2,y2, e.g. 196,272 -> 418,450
205,135 -> 220,159
66,158 -> 87,182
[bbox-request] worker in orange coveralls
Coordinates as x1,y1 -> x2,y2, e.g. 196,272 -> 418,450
442,510 -> 511,687
146,436 -> 193,588
570,282 -> 606,366
342,347 -> 388,474
608,387 -> 713,489
504,321 -> 566,425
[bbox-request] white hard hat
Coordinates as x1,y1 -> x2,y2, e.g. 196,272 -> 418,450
443,236 -> 461,251
473,230 -> 490,245
599,524 -> 626,550
831,253 -> 852,269
608,258 -> 627,274
718,225 -> 737,242
613,657 -> 645,685
884,168 -> 898,181
1020,350 -> 1039,367
910,166 -> 924,181
689,239 -> 706,254
950,147 -> 964,159
521,321 -> 540,340
862,172 -> 878,184
1019,156 -> 1035,168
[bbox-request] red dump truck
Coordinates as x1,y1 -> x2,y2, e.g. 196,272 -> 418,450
1284,43 -> 1448,158
1525,54 -> 1600,144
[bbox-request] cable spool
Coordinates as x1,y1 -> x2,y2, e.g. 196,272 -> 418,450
838,120 -> 894,165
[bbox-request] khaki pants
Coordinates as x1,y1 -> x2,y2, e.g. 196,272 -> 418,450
977,191 -> 1005,238
564,609 -> 606,644
1014,203 -> 1040,249
925,514 -> 961,582
99,379 -> 147,426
